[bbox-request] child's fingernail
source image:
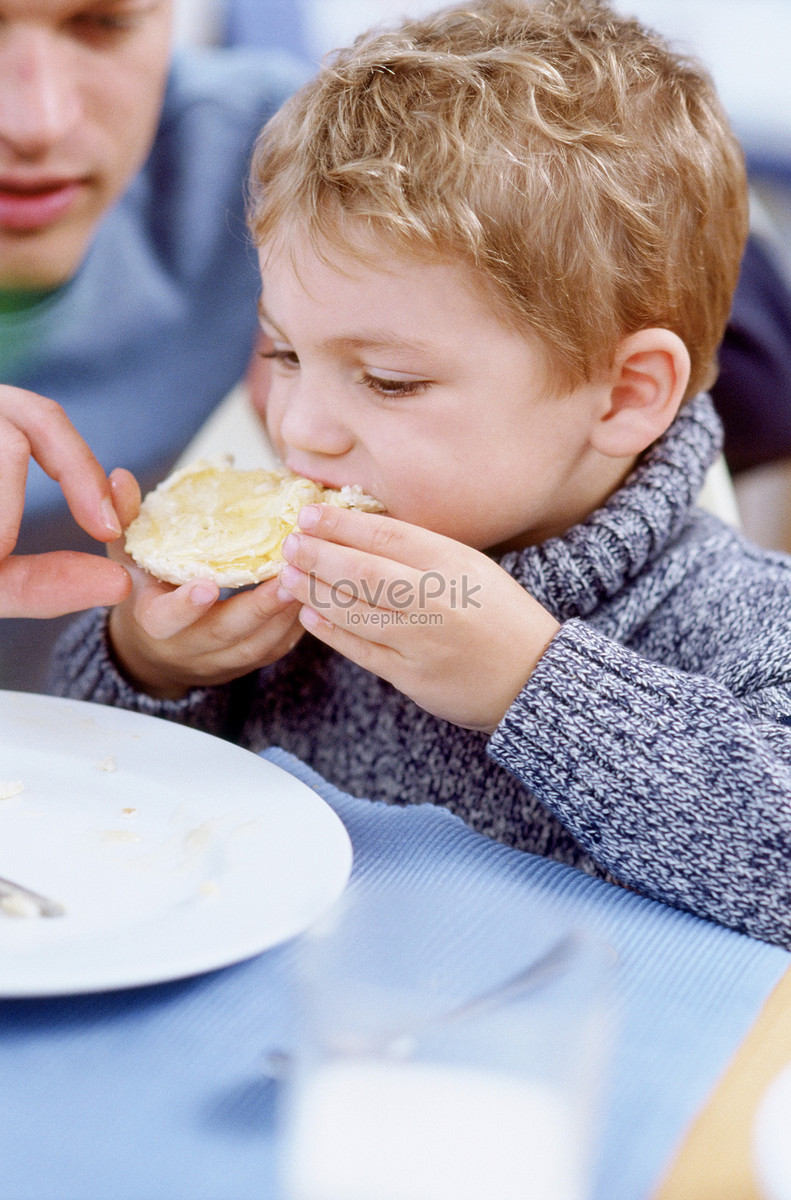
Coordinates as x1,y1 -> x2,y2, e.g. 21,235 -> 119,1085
279,564 -> 301,590
298,505 -> 320,531
190,583 -> 217,606
101,498 -> 122,536
300,606 -> 320,629
276,586 -> 295,603
282,533 -> 299,559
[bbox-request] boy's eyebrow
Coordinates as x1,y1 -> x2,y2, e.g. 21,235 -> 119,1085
323,332 -> 435,356
257,300 -> 283,333
257,302 -> 436,357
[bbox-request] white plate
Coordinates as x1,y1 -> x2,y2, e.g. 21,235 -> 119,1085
0,691 -> 352,996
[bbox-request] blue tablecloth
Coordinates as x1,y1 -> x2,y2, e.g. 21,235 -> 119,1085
1,746 -> 788,1200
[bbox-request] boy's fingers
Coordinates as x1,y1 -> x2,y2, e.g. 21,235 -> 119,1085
193,578 -> 301,644
280,563 -> 410,645
224,605 -> 306,671
135,578 -> 221,640
297,505 -> 448,571
298,602 -> 389,676
282,530 -> 422,608
133,576 -> 298,643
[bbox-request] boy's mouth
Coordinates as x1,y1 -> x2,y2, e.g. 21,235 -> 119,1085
284,462 -> 350,493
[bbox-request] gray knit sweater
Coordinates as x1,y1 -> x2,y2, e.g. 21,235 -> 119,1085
52,394 -> 791,947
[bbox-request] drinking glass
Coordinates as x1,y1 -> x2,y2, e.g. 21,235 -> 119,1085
278,876 -> 614,1200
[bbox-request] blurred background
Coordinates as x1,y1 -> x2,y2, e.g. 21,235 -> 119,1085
173,0 -> 791,235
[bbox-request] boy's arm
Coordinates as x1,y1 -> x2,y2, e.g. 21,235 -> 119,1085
49,603 -> 257,743
278,503 -> 791,948
489,618 -> 791,948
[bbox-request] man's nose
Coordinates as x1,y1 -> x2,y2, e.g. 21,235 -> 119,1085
0,28 -> 83,158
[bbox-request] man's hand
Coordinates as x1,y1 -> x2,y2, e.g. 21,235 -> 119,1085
0,385 -> 130,618
277,504 -> 561,733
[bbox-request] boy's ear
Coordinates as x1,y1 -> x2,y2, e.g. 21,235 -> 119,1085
590,329 -> 691,459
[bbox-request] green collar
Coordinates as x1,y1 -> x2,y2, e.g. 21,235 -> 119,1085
0,288 -> 55,316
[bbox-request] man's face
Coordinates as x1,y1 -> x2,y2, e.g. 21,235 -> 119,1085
0,0 -> 172,289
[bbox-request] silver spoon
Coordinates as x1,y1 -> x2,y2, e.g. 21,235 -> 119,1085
263,933 -> 585,1078
0,874 -> 65,918
332,932 -> 582,1059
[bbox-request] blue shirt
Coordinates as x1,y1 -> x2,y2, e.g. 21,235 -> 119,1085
0,47 -> 305,691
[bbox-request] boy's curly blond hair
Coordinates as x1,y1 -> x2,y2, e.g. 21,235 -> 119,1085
248,0 -> 748,399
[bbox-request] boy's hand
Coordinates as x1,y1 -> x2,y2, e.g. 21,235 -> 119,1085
277,505 -> 560,733
106,469 -> 304,699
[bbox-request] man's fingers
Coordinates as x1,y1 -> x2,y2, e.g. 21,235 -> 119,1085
0,553 -> 130,619
0,415 -> 30,559
0,385 -> 121,542
104,469 -> 144,569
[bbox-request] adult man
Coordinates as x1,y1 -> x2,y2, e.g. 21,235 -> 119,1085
0,0 -> 304,689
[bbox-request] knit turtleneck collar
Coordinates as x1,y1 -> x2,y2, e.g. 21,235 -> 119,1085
499,392 -> 723,621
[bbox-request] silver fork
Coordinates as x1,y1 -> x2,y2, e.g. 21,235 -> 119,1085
0,874 -> 65,918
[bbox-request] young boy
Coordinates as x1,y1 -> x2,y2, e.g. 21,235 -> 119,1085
53,0 -> 791,947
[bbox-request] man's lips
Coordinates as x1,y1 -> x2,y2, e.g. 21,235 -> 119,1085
0,179 -> 84,232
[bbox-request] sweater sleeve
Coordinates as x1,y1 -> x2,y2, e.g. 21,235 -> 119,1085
49,608 -> 234,737
488,617 -> 791,947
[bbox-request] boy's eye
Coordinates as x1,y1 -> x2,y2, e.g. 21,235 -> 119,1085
361,372 -> 432,398
259,347 -> 300,370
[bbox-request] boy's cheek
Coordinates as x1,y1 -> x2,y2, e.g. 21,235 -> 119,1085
246,334 -> 272,422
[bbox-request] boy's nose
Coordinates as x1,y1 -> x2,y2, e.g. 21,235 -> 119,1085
0,28 -> 83,158
277,381 -> 354,460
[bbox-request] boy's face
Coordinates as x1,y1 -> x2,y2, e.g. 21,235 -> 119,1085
0,0 -> 172,289
257,231 -> 615,552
